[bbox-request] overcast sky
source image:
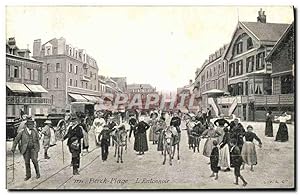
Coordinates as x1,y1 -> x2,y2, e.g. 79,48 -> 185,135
6,6 -> 294,92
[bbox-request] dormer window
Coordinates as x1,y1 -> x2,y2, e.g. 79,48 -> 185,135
236,42 -> 243,54
247,37 -> 253,50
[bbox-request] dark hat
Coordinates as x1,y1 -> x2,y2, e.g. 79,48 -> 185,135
26,119 -> 34,124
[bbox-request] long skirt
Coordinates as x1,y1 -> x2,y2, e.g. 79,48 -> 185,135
153,130 -> 159,142
241,141 -> 257,165
149,127 -> 154,142
218,144 -> 231,168
50,128 -> 57,147
134,133 -> 148,152
157,131 -> 164,151
265,120 -> 273,137
275,122 -> 289,142
203,138 -> 217,157
82,130 -> 89,150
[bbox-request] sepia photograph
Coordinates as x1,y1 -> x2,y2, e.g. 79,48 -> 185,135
5,5 -> 295,190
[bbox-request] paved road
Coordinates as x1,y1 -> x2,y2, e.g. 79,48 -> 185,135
6,120 -> 295,190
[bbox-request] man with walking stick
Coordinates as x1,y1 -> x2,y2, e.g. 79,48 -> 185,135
11,118 -> 41,181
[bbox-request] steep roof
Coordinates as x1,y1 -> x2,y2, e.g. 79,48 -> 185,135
127,84 -> 154,90
240,22 -> 289,43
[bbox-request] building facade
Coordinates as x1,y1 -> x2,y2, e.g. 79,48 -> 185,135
193,45 -> 228,116
6,37 -> 51,118
216,10 -> 292,121
33,37 -> 102,112
111,77 -> 127,93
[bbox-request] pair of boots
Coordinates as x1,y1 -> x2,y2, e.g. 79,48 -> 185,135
234,176 -> 248,186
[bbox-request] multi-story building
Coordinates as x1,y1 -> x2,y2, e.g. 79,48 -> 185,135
265,22 -> 295,119
33,37 -> 101,112
111,77 -> 127,93
176,80 -> 195,112
193,45 -> 228,116
217,10 -> 291,121
6,37 -> 51,118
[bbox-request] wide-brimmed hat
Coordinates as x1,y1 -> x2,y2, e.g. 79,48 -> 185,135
44,120 -> 52,124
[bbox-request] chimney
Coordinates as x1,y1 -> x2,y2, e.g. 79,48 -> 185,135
33,39 -> 42,57
257,8 -> 266,23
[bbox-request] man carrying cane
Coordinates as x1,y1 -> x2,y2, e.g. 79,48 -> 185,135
11,119 -> 41,181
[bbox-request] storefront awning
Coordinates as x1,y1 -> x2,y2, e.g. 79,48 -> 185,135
69,93 -> 87,102
25,84 -> 48,93
6,82 -> 31,93
202,89 -> 225,95
82,95 -> 98,103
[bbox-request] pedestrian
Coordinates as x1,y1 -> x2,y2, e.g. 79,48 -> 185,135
134,115 -> 150,155
11,119 -> 41,181
214,114 -> 230,144
218,127 -> 231,172
229,118 -> 246,152
186,116 -> 196,149
265,110 -> 274,137
170,112 -> 182,145
63,115 -> 84,175
98,125 -> 114,162
80,114 -> 90,153
275,112 -> 291,142
149,112 -> 159,144
210,140 -> 220,180
155,117 -> 167,154
241,125 -> 262,171
91,112 -> 106,146
128,114 -> 138,141
207,107 -> 212,124
230,138 -> 247,187
107,116 -> 117,146
41,120 -> 53,159
202,123 -> 222,159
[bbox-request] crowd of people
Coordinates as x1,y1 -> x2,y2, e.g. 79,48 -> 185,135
10,108 -> 292,187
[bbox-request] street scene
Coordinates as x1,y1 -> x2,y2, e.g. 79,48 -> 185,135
6,6 -> 295,190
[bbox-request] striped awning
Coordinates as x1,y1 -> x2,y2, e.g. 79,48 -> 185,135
82,95 -> 98,103
69,93 -> 87,102
25,84 -> 48,93
6,82 -> 31,93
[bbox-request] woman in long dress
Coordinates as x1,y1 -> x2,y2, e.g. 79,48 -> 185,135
186,116 -> 196,149
265,111 -> 274,137
134,116 -> 150,155
149,113 -> 159,144
275,112 -> 291,142
214,114 -> 230,144
241,125 -> 262,171
218,127 -> 231,172
202,123 -> 222,159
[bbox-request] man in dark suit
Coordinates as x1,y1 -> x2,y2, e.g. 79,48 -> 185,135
11,119 -> 41,181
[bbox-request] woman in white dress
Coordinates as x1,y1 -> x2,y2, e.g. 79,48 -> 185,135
274,112 -> 291,142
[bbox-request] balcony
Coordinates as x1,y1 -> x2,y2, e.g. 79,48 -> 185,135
7,96 -> 52,105
217,94 -> 294,106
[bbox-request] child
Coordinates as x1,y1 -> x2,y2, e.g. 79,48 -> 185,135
210,140 -> 220,180
69,137 -> 81,175
98,125 -> 114,162
230,138 -> 247,186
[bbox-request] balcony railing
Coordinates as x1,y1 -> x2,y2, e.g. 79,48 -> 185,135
217,94 -> 294,105
7,96 -> 52,105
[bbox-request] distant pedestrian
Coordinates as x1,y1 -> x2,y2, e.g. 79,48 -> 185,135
91,112 -> 106,146
241,125 -> 262,171
207,107 -> 212,123
214,114 -> 230,143
275,112 -> 291,142
155,117 -> 167,154
149,112 -> 159,144
81,115 -> 89,153
128,114 -> 138,141
11,119 -> 41,181
230,139 -> 247,187
218,127 -> 231,172
209,140 -> 220,180
202,123 -> 222,159
41,120 -> 53,159
265,111 -> 274,137
229,118 -> 246,151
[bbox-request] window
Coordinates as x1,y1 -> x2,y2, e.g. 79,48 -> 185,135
213,67 -> 216,76
90,71 -> 93,78
222,62 -> 226,73
69,63 -> 73,73
75,80 -> 78,87
46,78 -> 49,88
281,75 -> 294,94
247,37 -> 253,50
81,81 -> 84,88
55,78 -> 59,88
33,69 -> 38,81
46,47 -> 51,55
236,42 -> 243,54
7,65 -> 10,78
56,63 -> 61,72
94,85 -> 96,90
236,60 -> 243,76
86,82 -> 88,89
84,68 -> 87,75
74,66 -> 78,74
206,71 -> 209,79
246,56 -> 254,73
30,69 -> 34,80
256,52 -> 265,70
46,63 -> 50,72
229,63 -> 235,77
13,66 -> 19,78
255,83 -> 263,94
25,68 -> 31,80
69,79 -> 72,86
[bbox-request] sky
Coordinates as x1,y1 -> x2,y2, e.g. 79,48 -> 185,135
6,6 -> 294,93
